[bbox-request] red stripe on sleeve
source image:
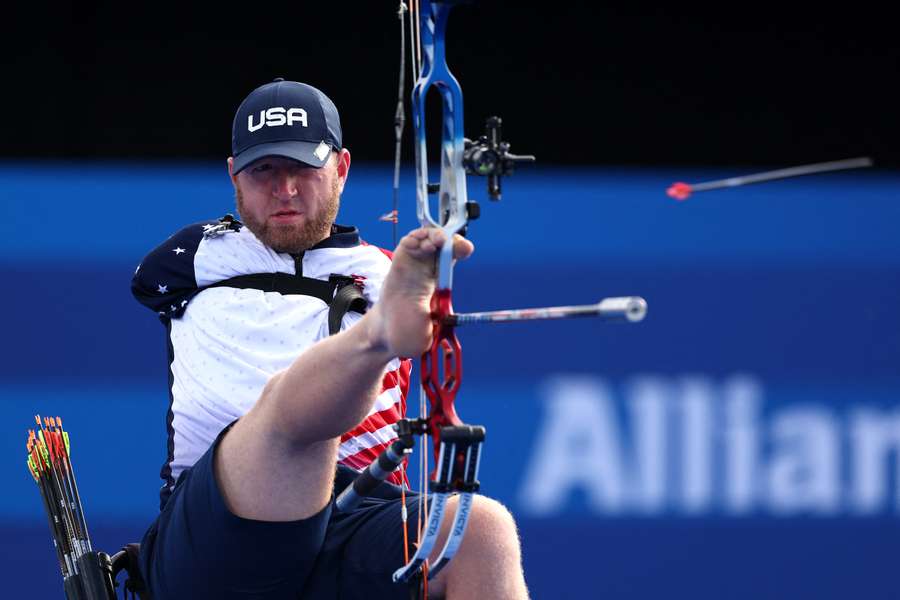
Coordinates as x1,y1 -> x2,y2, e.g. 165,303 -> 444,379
340,402 -> 403,443
380,360 -> 411,394
381,370 -> 399,394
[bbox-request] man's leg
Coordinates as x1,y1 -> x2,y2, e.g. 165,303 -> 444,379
302,471 -> 528,600
139,423 -> 334,599
427,495 -> 530,599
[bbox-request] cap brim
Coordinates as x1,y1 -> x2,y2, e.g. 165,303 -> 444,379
232,140 -> 331,174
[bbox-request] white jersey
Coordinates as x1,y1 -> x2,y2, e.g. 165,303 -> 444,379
132,217 -> 410,507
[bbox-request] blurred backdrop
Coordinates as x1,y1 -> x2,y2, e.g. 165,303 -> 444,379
2,3 -> 899,599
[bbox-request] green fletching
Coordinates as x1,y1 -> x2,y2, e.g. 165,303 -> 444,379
38,440 -> 50,467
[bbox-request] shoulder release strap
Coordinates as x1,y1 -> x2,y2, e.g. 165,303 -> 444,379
205,273 -> 367,336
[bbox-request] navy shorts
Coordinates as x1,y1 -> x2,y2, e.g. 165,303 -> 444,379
139,427 -> 423,599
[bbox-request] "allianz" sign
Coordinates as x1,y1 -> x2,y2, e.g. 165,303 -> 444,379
518,375 -> 900,516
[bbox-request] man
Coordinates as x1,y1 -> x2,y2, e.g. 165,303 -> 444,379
132,78 -> 529,599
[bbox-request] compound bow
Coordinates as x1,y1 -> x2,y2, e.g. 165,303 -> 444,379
336,0 -> 647,591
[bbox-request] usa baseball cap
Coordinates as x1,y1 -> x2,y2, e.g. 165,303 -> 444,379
231,78 -> 342,174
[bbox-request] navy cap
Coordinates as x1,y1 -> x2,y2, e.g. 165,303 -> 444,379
231,78 -> 342,174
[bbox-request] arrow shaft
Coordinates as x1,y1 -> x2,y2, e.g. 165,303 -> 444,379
691,156 -> 873,192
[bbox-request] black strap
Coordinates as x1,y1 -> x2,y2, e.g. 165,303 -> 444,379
329,280 -> 368,335
206,273 -> 367,336
206,273 -> 336,304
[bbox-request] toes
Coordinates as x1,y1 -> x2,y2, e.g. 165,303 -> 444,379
452,234 -> 475,260
398,228 -> 473,261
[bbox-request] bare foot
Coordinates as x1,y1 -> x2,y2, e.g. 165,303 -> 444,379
372,228 -> 474,358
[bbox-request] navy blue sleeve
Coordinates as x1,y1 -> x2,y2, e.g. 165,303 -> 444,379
131,220 -> 217,320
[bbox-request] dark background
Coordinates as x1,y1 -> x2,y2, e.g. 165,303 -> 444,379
4,1 -> 897,167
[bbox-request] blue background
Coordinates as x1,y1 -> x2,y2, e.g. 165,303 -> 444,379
2,163 -> 899,598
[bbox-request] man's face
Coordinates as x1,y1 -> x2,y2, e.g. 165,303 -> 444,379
229,151 -> 350,253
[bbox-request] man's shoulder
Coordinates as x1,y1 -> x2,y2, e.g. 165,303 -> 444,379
130,215 -> 241,318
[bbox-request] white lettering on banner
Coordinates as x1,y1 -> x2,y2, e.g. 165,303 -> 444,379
850,410 -> 900,513
247,107 -> 309,132
723,376 -> 759,513
518,374 -> 900,517
680,377 -> 713,512
629,377 -> 667,512
768,406 -> 840,514
517,377 -> 627,513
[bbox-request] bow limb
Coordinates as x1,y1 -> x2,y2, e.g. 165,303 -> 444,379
413,1 -> 469,290
410,0 -> 470,453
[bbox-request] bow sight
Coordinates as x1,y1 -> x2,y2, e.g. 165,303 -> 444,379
463,116 -> 535,201
425,115 -> 535,225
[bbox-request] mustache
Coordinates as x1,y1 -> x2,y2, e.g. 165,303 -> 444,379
233,180 -> 341,253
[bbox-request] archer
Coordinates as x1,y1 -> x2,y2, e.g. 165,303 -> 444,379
131,78 -> 529,599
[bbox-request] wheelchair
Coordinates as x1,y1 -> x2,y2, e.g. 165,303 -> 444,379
64,543 -> 149,600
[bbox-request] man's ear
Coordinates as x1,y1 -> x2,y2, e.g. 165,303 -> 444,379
336,149 -> 351,189
227,157 -> 237,184
336,148 -> 350,194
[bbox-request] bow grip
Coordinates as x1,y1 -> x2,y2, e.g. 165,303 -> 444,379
420,289 -> 463,436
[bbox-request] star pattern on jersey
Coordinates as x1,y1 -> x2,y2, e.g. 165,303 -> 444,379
157,284 -> 169,294
173,247 -> 186,255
